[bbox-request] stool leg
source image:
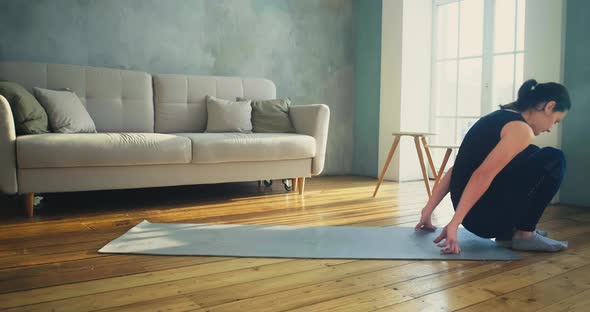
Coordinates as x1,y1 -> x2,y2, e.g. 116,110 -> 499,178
373,136 -> 401,198
421,136 -> 437,179
433,148 -> 453,191
414,136 -> 432,197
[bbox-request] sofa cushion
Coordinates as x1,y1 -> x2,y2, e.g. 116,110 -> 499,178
174,133 -> 316,164
17,133 -> 191,169
153,74 -> 276,133
0,62 -> 154,132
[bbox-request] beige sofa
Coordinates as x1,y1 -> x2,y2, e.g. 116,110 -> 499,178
0,62 -> 330,217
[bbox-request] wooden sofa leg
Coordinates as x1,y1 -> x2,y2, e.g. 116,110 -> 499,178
23,193 -> 34,218
298,177 -> 306,195
291,178 -> 298,192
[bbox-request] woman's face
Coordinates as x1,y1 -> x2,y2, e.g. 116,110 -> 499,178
528,101 -> 567,136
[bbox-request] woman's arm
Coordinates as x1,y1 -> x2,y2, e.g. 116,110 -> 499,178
422,166 -> 453,216
415,166 -> 453,232
448,121 -> 534,227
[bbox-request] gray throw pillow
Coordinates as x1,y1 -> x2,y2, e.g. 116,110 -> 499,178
33,87 -> 97,133
205,95 -> 252,133
238,97 -> 296,133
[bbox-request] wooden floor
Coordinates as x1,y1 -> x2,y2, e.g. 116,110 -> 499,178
0,176 -> 589,311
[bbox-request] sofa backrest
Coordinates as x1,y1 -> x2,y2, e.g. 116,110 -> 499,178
0,62 -> 154,133
153,74 -> 276,133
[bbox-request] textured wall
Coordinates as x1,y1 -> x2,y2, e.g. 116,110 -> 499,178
0,0 -> 354,175
352,0 -> 381,177
561,0 -> 590,206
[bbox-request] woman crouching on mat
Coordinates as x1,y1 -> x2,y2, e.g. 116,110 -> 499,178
414,79 -> 571,254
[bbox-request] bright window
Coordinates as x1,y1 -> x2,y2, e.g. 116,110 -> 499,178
430,0 -> 526,148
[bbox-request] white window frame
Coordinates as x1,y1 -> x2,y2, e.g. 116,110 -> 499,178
429,0 -> 526,147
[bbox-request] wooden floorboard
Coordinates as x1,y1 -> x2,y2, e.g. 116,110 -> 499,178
0,176 -> 588,311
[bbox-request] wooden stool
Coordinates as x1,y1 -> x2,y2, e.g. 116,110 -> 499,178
422,144 -> 460,192
372,132 -> 435,198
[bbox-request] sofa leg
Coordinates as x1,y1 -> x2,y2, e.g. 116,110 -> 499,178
291,178 -> 298,192
257,180 -> 262,192
23,193 -> 34,218
298,177 -> 306,195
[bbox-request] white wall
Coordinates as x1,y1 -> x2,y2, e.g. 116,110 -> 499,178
399,0 -> 433,181
379,0 -> 404,181
524,0 -> 566,149
379,0 -> 433,182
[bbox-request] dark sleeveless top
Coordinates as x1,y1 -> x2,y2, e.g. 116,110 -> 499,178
450,109 -> 528,206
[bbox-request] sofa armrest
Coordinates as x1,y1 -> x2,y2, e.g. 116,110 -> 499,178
0,95 -> 18,194
289,104 -> 330,176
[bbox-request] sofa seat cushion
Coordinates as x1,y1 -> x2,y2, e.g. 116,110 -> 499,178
17,133 -> 191,169
173,133 -> 316,164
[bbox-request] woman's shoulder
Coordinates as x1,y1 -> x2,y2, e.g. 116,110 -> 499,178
501,120 -> 534,138
461,109 -> 527,143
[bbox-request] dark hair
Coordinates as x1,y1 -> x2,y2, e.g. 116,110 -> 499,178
500,79 -> 571,112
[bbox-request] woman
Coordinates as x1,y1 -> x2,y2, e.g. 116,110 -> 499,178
415,79 -> 571,254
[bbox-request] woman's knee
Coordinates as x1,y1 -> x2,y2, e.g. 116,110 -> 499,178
537,147 -> 566,178
538,147 -> 566,165
522,144 -> 540,156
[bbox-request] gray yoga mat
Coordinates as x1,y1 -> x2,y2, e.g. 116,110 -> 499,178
98,220 -> 520,261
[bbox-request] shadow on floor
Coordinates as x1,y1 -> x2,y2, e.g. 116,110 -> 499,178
0,181 -> 293,220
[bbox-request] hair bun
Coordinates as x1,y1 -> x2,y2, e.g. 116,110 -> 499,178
517,79 -> 538,99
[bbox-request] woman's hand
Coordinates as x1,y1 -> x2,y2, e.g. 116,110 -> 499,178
433,223 -> 461,254
415,209 -> 437,232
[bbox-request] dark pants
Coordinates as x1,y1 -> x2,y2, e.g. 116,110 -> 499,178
452,145 -> 566,239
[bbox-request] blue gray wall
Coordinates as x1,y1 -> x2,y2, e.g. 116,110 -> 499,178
352,0 -> 381,177
0,0 -> 354,175
561,0 -> 590,206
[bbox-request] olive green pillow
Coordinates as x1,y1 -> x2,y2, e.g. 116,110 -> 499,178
238,98 -> 296,133
0,81 -> 49,135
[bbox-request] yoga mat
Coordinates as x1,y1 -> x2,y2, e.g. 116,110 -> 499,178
99,220 -> 520,261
